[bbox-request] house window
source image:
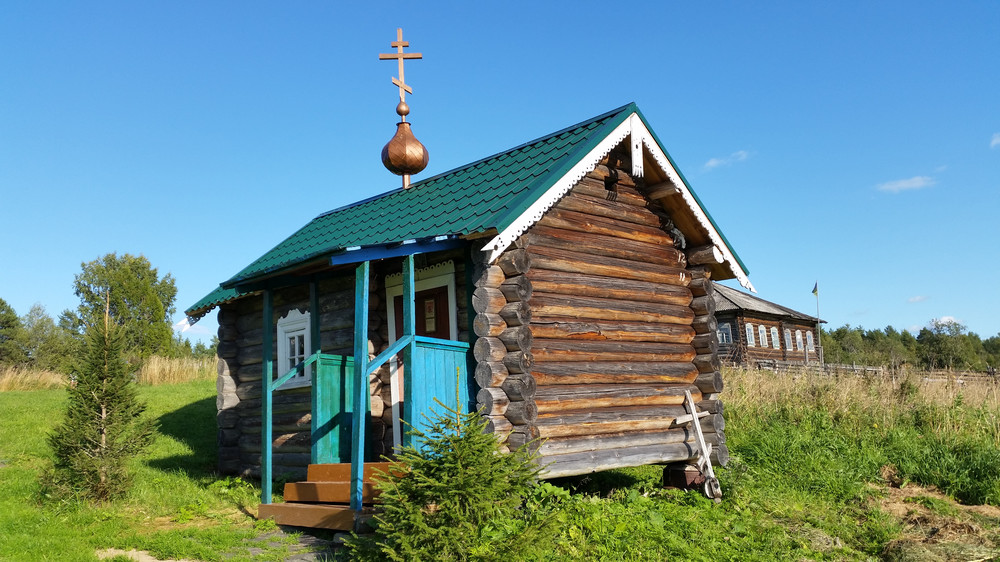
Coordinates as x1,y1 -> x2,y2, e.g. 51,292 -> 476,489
385,261 -> 458,343
784,329 -> 793,350
795,330 -> 804,351
758,325 -> 768,348
806,331 -> 815,351
745,323 -> 756,347
770,327 -> 781,350
717,323 -> 733,344
276,309 -> 311,389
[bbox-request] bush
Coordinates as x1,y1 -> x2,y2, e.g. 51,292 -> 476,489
347,404 -> 554,561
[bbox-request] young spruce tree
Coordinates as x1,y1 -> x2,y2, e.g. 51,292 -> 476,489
43,311 -> 155,503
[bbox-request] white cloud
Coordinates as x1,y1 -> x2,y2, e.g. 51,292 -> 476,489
937,315 -> 959,324
992,133 -> 1000,149
876,176 -> 936,193
704,150 -> 749,170
907,295 -> 927,303
173,318 -> 191,332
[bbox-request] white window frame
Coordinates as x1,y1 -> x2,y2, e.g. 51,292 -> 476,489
795,330 -> 804,351
770,327 -> 781,350
784,329 -> 793,350
717,323 -> 733,344
745,323 -> 756,347
758,325 -> 769,349
384,260 -> 458,452
276,309 -> 311,389
806,331 -> 815,351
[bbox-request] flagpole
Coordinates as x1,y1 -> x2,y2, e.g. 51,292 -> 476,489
814,281 -> 822,365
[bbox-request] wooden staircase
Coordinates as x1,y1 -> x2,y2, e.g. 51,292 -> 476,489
256,462 -> 397,530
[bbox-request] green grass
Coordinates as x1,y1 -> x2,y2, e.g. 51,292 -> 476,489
0,380 -> 297,561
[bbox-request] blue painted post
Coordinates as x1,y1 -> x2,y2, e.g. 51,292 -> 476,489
308,281 -> 323,464
261,289 -> 274,504
401,255 -> 415,449
350,261 -> 370,513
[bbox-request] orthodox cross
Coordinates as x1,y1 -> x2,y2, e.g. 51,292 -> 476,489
379,28 -> 422,120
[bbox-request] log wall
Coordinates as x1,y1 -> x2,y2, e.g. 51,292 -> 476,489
475,164 -> 728,478
215,251 -> 469,478
718,313 -> 819,366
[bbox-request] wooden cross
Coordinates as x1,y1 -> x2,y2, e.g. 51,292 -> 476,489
378,28 -> 422,107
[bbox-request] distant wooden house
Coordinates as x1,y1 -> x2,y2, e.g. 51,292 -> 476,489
187,102 -> 754,527
712,282 -> 822,367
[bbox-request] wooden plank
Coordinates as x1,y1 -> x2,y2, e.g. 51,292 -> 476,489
350,261 -> 371,513
262,289 -> 274,504
257,503 -> 355,531
283,481 -> 381,503
306,462 -> 397,482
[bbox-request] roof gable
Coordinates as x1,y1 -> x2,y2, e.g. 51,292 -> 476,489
187,103 -> 752,320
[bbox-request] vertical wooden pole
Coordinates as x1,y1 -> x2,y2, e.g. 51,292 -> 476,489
401,255 -> 415,448
350,262 -> 370,513
261,289 -> 274,504
309,280 -> 323,464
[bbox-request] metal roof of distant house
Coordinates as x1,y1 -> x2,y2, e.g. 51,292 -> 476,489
187,103 -> 752,321
713,282 -> 821,323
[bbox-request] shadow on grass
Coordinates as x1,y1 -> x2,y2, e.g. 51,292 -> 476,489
147,395 -> 219,477
548,465 -> 664,497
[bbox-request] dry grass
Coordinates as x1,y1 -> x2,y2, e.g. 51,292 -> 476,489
0,365 -> 66,391
724,365 -> 1000,446
135,355 -> 215,386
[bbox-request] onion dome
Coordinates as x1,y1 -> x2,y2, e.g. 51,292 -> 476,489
381,101 -> 429,177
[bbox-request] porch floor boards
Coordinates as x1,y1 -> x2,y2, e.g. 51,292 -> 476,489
256,462 -> 396,530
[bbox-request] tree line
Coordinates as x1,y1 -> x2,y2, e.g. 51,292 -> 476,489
0,253 -> 215,374
820,319 -> 1000,374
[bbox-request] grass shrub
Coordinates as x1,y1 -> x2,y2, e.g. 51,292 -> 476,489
0,364 -> 65,391
136,355 -> 215,385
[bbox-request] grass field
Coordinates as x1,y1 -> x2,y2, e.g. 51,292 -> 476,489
1,366 -> 999,560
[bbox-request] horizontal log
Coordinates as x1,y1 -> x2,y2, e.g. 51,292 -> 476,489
687,245 -> 724,266
484,414 -> 513,435
475,265 -> 506,288
502,350 -> 534,374
473,337 -> 507,362
499,301 -> 531,327
554,191 -> 665,230
504,400 -> 538,425
474,361 -> 508,390
532,339 -> 695,363
499,275 -> 532,302
530,292 -> 693,325
692,332 -> 719,354
694,353 -> 721,373
472,287 -> 506,314
690,295 -> 716,317
697,399 -> 724,416
692,315 -> 717,335
646,181 -> 683,200
572,176 -> 649,207
526,268 -> 691,307
534,406 -> 724,438
538,426 -> 724,456
477,387 -> 509,415
535,384 -> 701,413
505,425 -> 541,451
694,371 -> 724,393
688,276 -> 712,298
529,320 -> 694,343
500,374 -> 536,401
528,244 -> 689,287
499,325 -> 533,351
538,208 -> 674,247
540,442 -> 704,478
532,361 -> 697,385
473,312 -> 507,338
497,249 -> 532,276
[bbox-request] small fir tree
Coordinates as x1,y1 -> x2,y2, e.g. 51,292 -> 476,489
42,312 -> 155,503
349,403 -> 557,561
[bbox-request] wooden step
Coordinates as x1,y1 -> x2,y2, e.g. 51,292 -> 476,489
283,481 -> 381,503
305,461 -> 402,482
257,503 -> 356,530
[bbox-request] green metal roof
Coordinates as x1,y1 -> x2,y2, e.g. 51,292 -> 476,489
186,102 -> 749,320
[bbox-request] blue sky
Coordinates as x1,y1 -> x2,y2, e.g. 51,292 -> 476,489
2,1 -> 998,344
